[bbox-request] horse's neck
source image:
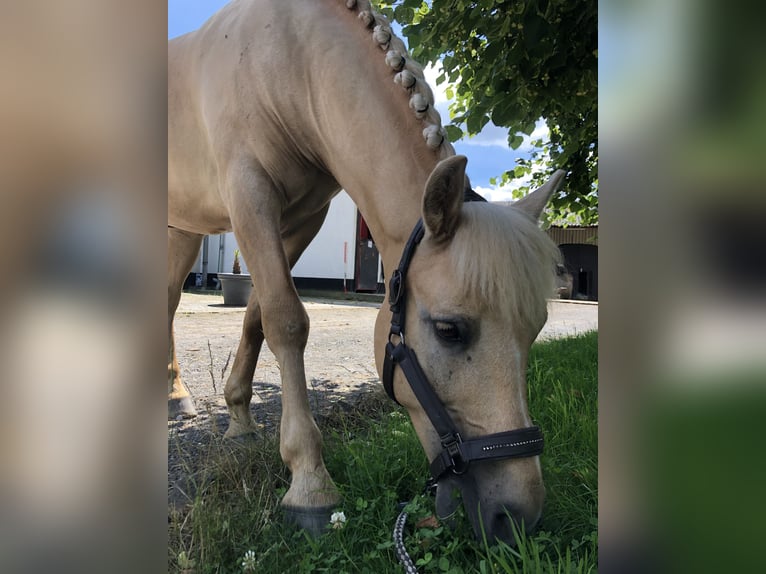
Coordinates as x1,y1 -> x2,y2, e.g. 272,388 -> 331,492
301,3 -> 453,272
327,134 -> 450,275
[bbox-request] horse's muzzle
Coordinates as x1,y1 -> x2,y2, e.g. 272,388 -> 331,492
435,474 -> 544,546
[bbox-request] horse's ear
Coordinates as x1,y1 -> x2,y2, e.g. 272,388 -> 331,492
513,170 -> 566,221
422,155 -> 467,242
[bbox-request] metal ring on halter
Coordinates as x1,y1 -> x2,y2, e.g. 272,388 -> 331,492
388,330 -> 405,347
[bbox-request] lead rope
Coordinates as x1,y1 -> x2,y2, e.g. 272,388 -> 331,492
393,505 -> 418,573
394,479 -> 437,573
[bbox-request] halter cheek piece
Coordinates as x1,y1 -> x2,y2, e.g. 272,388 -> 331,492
381,191 -> 544,482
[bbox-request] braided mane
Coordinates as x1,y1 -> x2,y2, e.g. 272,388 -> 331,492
343,0 -> 449,151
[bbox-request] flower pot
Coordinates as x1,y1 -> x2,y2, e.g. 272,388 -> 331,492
218,273 -> 253,306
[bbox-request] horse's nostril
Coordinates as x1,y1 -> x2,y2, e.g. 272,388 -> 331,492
488,505 -> 540,545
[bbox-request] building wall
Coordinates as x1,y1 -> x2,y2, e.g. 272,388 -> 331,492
292,191 -> 357,279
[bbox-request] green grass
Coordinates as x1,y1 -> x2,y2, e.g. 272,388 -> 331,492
168,332 -> 597,573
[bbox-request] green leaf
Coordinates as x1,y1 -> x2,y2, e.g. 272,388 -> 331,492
513,165 -> 529,178
483,40 -> 503,63
490,102 -> 516,127
416,552 -> 433,566
444,124 -> 464,142
466,112 -> 489,135
509,134 -> 524,150
522,12 -> 547,52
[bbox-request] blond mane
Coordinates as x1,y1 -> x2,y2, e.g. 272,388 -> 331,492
452,203 -> 562,330
343,0 -> 448,150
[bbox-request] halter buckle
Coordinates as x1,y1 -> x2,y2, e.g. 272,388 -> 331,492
441,433 -> 469,475
388,269 -> 404,309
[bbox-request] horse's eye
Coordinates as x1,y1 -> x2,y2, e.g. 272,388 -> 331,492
433,320 -> 462,343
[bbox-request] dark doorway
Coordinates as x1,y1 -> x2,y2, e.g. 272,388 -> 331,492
355,212 -> 380,292
559,243 -> 598,301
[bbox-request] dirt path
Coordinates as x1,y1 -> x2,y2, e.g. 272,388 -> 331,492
168,292 -> 597,507
171,296 -> 383,428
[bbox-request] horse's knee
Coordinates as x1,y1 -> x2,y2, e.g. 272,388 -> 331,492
285,314 -> 309,343
264,303 -> 309,354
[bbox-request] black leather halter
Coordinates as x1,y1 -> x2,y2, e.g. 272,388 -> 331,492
381,192 -> 544,482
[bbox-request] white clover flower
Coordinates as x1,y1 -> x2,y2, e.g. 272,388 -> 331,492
330,511 -> 347,529
241,549 -> 257,572
177,550 -> 195,569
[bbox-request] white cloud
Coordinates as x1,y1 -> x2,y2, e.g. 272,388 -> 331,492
473,170 -> 534,203
423,62 -> 449,105
462,132 -> 510,147
461,118 -> 550,151
529,119 -> 550,141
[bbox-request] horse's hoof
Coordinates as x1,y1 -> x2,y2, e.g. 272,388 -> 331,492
223,430 -> 259,446
223,419 -> 260,440
282,504 -> 338,537
168,396 -> 197,420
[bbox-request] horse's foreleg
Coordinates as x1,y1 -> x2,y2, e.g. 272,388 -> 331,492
267,297 -> 340,529
224,203 -> 331,439
225,166 -> 339,534
168,227 -> 203,419
223,294 -> 263,437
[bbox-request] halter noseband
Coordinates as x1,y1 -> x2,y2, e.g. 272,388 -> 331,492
381,192 -> 544,482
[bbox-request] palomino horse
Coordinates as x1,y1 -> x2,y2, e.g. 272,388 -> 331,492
169,0 -> 564,543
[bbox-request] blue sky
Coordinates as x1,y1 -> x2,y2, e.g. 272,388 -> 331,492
168,0 -> 539,199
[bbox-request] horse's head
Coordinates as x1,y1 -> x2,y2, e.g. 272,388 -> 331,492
376,155 -> 564,545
